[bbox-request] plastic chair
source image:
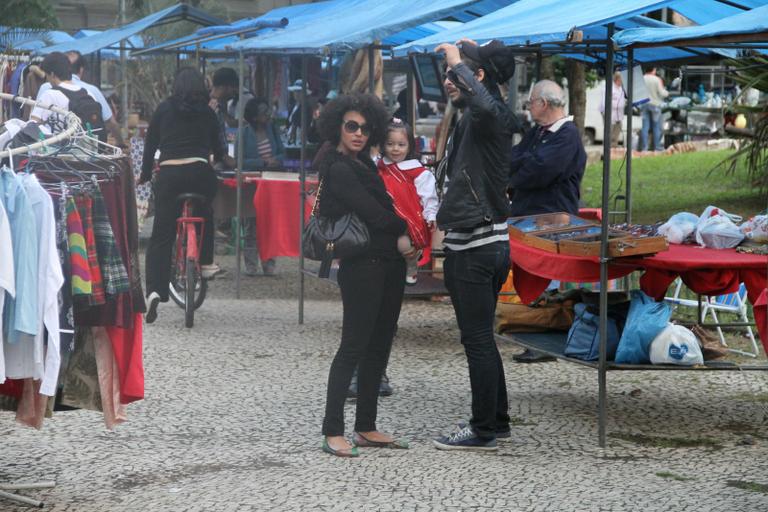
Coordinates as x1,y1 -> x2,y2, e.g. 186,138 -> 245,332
664,278 -> 759,357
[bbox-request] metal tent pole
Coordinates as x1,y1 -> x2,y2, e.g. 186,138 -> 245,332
299,55 -> 308,324
235,50 -> 245,299
120,0 -> 128,135
0,481 -> 56,508
368,45 -> 375,93
625,49 -> 634,224
534,49 -> 542,81
598,24 -> 615,448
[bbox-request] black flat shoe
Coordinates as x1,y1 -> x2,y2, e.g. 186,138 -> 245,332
512,349 -> 557,363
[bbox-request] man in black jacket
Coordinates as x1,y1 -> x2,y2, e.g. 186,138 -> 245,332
432,40 -> 518,452
508,79 -> 587,363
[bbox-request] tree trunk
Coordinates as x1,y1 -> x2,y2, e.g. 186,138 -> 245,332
566,60 -> 586,137
539,57 -> 555,81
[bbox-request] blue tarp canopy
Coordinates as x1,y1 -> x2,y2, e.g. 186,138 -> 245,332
0,27 -> 75,51
36,3 -> 223,55
668,0 -> 768,25
137,0 -> 502,56
614,3 -> 768,48
383,22 -> 463,47
225,0 -> 508,54
394,0 -> 677,52
131,0 -> 331,56
394,0 -> 750,63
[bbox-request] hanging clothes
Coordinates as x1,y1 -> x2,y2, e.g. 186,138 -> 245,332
2,174 -> 63,396
0,198 -> 15,385
65,196 -> 92,297
0,166 -> 39,342
74,193 -> 106,306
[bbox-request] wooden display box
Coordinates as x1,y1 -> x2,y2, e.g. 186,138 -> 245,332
507,213 -> 668,257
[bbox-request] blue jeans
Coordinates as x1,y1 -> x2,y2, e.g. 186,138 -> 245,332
444,241 -> 511,439
640,103 -> 663,151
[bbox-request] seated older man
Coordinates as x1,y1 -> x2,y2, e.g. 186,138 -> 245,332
508,79 -> 587,363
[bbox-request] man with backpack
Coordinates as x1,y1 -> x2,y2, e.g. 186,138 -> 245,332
31,52 -> 107,145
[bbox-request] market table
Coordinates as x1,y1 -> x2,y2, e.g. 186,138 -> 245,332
251,178 -> 315,261
217,176 -> 315,261
509,238 -> 768,350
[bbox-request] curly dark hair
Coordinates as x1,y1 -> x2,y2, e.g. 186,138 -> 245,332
315,93 -> 390,150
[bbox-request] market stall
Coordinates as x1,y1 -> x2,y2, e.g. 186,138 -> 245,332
396,0 -> 768,447
223,0 -> 513,315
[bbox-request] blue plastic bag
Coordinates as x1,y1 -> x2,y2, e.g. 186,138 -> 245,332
614,290 -> 672,364
564,303 -> 620,361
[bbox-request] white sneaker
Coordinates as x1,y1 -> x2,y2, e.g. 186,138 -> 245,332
201,263 -> 222,279
405,274 -> 418,285
145,292 -> 160,324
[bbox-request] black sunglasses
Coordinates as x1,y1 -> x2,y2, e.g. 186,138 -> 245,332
442,69 -> 460,84
343,120 -> 370,136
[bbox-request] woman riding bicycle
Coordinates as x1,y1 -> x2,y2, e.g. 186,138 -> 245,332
139,67 -> 226,323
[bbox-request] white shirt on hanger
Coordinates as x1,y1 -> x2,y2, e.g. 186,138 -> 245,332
3,175 -> 63,395
0,198 -> 15,385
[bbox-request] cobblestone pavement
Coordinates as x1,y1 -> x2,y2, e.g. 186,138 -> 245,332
3,257 -> 768,511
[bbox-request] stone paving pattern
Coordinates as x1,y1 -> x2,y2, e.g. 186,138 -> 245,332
2,257 -> 768,511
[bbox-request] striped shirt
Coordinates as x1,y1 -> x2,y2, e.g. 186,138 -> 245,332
257,138 -> 273,162
444,221 -> 509,251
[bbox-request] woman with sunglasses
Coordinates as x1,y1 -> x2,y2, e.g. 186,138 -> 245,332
314,93 -> 410,457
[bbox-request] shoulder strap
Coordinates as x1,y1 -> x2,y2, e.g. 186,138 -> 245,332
310,178 -> 324,217
52,84 -> 87,100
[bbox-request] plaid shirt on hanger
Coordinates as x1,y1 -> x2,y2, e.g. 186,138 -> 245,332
90,187 -> 130,295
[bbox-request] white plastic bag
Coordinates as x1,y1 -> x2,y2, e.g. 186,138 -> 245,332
658,212 -> 699,244
695,206 -> 745,249
740,215 -> 768,243
698,205 -> 742,225
649,324 -> 704,366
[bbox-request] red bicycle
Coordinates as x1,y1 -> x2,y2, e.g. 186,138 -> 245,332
168,193 -> 208,327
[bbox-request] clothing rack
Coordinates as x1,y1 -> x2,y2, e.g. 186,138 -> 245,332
0,53 -> 30,63
0,92 -> 82,509
0,92 -> 82,160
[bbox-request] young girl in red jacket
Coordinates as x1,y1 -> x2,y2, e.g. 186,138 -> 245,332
377,118 -> 438,284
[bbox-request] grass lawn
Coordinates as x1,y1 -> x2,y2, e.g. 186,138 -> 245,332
581,150 -> 767,224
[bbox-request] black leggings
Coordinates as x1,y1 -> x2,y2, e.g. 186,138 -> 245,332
145,162 -> 218,301
322,256 -> 406,436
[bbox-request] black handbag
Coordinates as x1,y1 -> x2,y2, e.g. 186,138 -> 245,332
303,178 -> 369,277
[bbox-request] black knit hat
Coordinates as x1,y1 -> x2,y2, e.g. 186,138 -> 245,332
461,40 -> 516,84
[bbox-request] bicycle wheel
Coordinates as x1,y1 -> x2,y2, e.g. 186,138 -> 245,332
185,258 -> 196,327
169,255 -> 207,310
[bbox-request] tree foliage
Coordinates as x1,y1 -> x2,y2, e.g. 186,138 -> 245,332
715,56 -> 768,200
0,0 -> 58,50
1,0 -> 58,29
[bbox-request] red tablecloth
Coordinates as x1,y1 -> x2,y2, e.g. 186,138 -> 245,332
509,238 -> 768,349
252,179 -> 314,261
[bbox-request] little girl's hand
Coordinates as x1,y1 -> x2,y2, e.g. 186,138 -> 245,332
428,221 -> 437,232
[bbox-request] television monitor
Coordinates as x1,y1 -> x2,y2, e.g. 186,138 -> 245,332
409,54 -> 446,103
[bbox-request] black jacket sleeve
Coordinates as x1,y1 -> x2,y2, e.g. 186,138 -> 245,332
326,162 -> 406,235
208,108 -> 226,163
451,62 -> 513,136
